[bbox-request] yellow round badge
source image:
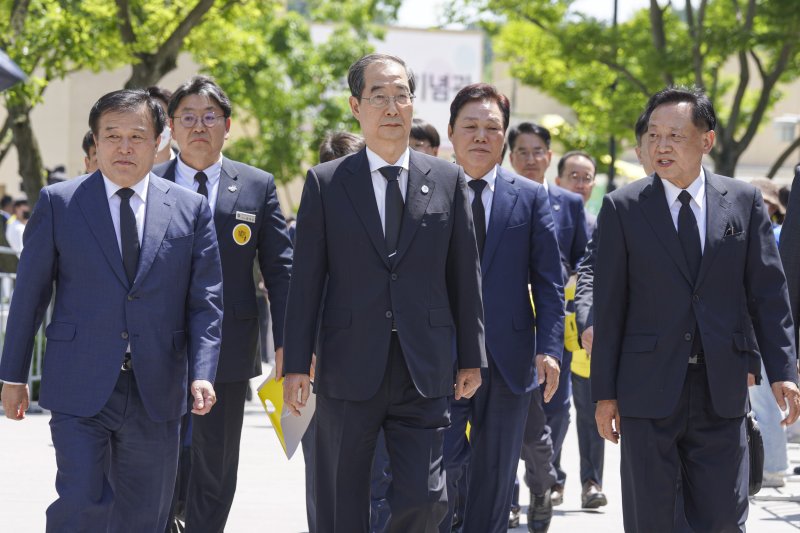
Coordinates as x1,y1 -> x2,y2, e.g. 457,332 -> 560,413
232,223 -> 252,246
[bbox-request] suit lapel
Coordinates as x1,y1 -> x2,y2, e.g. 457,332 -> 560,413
481,169 -> 517,275
134,176 -> 173,287
639,175 -> 694,286
341,150 -> 391,269
393,152 -> 434,267
695,173 -> 730,288
214,158 -> 241,233
159,159 -> 178,182
76,172 -> 129,288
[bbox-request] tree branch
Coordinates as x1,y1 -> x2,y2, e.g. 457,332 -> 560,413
767,134 -> 800,179
114,0 -> 137,45
595,57 -> 651,96
649,0 -> 673,86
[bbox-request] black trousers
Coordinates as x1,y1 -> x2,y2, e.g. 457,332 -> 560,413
314,334 -> 450,533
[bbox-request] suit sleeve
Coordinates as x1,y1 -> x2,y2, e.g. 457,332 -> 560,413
187,196 -> 224,383
575,225 -> 598,336
569,199 -> 589,273
446,165 -> 486,370
0,189 -> 57,382
283,168 -> 328,375
779,168 -> 800,354
529,185 -> 565,360
745,188 -> 798,384
591,195 -> 629,401
256,173 -> 293,349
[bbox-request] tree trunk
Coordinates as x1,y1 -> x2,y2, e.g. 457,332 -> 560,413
711,142 -> 742,178
124,53 -> 179,89
9,103 -> 45,206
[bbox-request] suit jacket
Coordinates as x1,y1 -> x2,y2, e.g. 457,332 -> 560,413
592,172 -> 796,419
154,157 -> 292,382
481,167 -> 564,394
283,148 -> 486,401
0,172 -> 223,422
779,165 -> 800,353
547,184 -> 588,279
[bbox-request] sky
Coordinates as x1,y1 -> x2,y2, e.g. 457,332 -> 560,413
397,0 -> 653,28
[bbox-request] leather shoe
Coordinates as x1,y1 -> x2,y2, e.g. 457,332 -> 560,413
550,484 -> 564,506
581,481 -> 608,509
509,504 -> 520,529
528,489 -> 552,533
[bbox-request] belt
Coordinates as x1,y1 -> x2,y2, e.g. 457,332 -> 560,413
688,352 -> 705,365
121,354 -> 133,372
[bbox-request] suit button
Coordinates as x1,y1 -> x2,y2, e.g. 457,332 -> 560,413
391,273 -> 398,281
692,294 -> 699,303
121,331 -> 129,340
684,332 -> 692,341
385,311 -> 393,319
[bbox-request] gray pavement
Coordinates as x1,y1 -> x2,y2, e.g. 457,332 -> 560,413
2,374 -> 800,532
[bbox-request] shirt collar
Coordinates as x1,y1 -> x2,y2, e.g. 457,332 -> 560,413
102,172 -> 150,203
176,154 -> 223,184
661,167 -> 706,208
366,146 -> 410,174
466,165 -> 498,192
541,178 -> 549,191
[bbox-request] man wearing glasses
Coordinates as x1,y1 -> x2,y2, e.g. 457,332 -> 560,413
283,53 -> 486,532
153,75 -> 293,532
555,151 -> 597,235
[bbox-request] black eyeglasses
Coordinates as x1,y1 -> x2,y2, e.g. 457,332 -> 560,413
172,112 -> 225,129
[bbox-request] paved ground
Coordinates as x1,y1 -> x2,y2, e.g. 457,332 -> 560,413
3,374 -> 800,532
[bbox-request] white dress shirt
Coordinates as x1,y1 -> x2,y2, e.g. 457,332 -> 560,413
465,165 -> 498,232
175,154 -> 223,212
102,174 -> 148,254
367,147 -> 410,236
661,168 -> 707,252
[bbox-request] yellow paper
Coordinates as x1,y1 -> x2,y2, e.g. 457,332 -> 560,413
257,367 -> 316,459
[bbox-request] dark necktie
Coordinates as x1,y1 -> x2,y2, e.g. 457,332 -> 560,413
677,190 -> 702,282
379,166 -> 404,259
468,179 -> 487,257
195,171 -> 209,199
116,188 -> 140,286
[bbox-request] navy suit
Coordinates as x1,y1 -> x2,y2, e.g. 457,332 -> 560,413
284,148 -> 486,532
441,167 -> 565,533
592,173 -> 797,532
154,157 -> 292,531
0,172 -> 222,531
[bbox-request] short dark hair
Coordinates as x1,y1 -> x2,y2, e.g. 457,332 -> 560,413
557,151 -> 597,176
348,54 -> 416,98
506,122 -> 552,152
318,131 -> 365,163
13,199 -> 29,208
146,86 -> 173,108
410,118 -> 440,148
82,130 -> 95,156
88,89 -> 165,140
634,111 -> 648,146
0,195 -> 13,209
642,86 -> 716,132
168,75 -> 232,118
448,83 -> 511,132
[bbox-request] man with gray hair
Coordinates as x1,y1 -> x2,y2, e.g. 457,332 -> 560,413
283,53 -> 486,532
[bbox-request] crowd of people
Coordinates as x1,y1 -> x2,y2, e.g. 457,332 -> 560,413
1,52 -> 800,533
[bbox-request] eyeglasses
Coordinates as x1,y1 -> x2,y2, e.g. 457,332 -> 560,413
173,112 -> 225,129
564,172 -> 595,185
360,94 -> 415,108
513,148 -> 548,159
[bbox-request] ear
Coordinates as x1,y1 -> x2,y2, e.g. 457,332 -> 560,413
447,124 -> 454,142
702,130 -> 716,154
349,96 -> 361,120
224,117 -> 232,140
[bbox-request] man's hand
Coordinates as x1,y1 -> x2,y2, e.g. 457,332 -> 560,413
274,347 -> 284,379
747,373 -> 756,387
581,326 -> 594,355
1,383 -> 29,420
284,373 -> 311,416
535,354 -> 560,403
190,380 -> 216,415
771,381 -> 800,426
595,399 -> 621,444
309,354 -> 316,382
454,368 -> 481,400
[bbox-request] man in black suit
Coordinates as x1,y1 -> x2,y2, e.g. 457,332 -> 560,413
282,53 -> 486,532
153,75 -> 293,532
593,86 -> 800,532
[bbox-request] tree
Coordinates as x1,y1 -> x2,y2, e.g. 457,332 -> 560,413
450,0 -> 800,180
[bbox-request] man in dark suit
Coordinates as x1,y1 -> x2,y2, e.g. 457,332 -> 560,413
439,84 -> 564,533
781,162 -> 800,348
152,75 -> 293,532
593,86 -> 800,532
507,122 -> 587,531
282,53 -> 486,532
0,89 -> 223,532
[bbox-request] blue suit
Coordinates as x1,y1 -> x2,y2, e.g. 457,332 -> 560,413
0,171 -> 223,531
441,166 -> 565,533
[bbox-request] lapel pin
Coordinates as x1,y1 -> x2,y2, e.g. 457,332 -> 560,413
228,185 -> 237,193
552,204 -> 561,211
421,185 -> 429,195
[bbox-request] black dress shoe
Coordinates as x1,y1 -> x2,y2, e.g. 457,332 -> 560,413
509,505 -> 520,529
528,489 -> 552,533
581,481 -> 608,509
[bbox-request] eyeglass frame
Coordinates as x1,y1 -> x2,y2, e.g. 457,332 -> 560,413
172,111 -> 227,129
358,93 -> 416,108
563,171 -> 596,185
512,147 -> 549,159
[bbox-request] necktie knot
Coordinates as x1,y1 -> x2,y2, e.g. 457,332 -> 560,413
195,171 -> 208,185
379,166 -> 402,182
116,188 -> 134,201
678,189 -> 692,207
468,179 -> 487,195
